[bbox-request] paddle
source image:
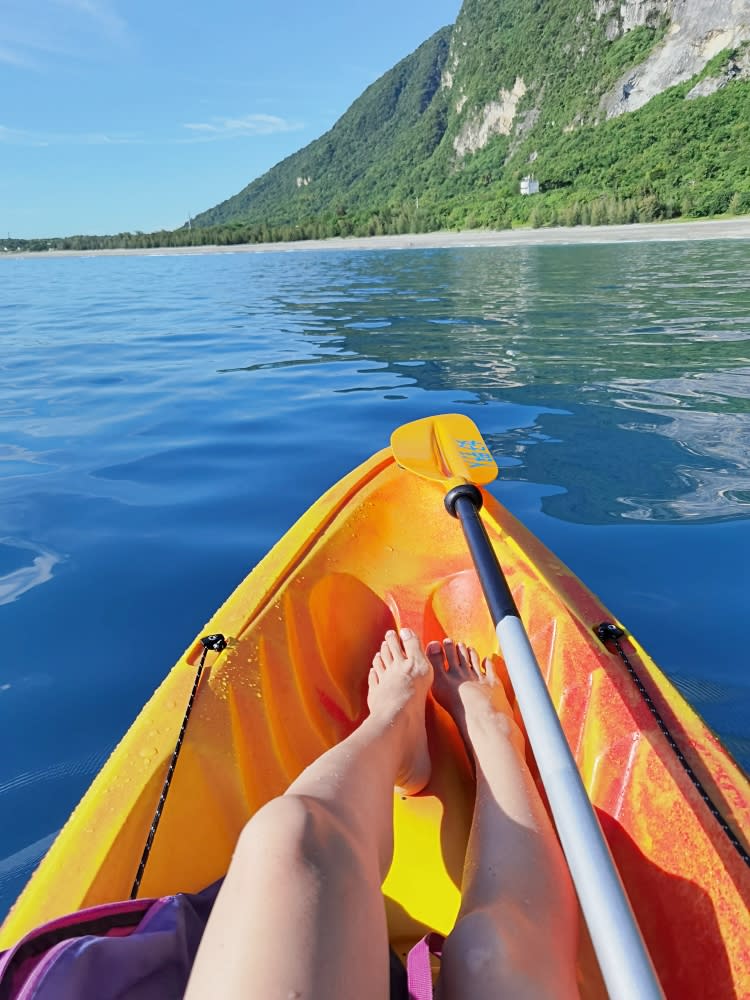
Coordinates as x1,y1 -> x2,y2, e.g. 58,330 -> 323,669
391,413 -> 664,1000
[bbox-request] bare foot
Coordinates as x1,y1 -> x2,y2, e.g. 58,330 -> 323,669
368,628 -> 433,795
427,638 -> 524,760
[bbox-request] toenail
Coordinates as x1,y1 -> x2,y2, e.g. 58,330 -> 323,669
426,640 -> 441,652
400,627 -> 414,640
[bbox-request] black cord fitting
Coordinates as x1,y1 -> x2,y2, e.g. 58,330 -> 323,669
201,633 -> 227,652
444,483 -> 483,518
595,622 -> 626,643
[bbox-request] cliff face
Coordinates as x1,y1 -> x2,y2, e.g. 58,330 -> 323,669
443,0 -> 749,155
600,0 -> 750,116
193,0 -> 750,231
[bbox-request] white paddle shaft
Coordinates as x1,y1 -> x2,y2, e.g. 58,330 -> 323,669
497,615 -> 663,999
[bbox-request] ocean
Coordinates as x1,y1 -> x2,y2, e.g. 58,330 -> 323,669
1,239 -> 748,918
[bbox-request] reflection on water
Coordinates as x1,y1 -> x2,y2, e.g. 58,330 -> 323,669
270,243 -> 750,524
0,540 -> 60,606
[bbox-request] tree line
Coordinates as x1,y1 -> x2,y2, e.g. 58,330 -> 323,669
4,187 -> 749,256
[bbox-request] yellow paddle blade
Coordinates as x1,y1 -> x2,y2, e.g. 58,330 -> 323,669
390,413 -> 498,486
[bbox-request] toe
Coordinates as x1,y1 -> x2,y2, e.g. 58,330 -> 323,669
426,640 -> 445,673
468,646 -> 482,677
372,653 -> 386,676
380,638 -> 394,667
399,627 -> 421,659
385,629 -> 404,661
456,642 -> 471,671
368,666 -> 379,687
443,638 -> 460,671
483,657 -> 497,682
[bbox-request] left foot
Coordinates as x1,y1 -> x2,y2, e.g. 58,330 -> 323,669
368,628 -> 433,794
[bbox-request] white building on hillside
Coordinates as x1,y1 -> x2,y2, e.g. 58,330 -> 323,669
520,175 -> 540,195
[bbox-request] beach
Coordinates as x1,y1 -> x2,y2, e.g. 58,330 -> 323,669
5,216 -> 750,259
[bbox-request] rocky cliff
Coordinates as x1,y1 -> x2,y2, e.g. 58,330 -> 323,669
599,0 -> 750,116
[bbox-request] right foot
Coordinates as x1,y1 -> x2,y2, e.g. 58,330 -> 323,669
427,639 -> 525,759
368,628 -> 433,795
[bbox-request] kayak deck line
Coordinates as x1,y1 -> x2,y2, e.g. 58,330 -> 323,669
597,622 -> 750,868
477,486 -> 750,840
129,633 -> 228,901
1,446 -> 749,999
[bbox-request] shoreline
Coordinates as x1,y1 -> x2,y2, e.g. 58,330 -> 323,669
4,216 -> 750,260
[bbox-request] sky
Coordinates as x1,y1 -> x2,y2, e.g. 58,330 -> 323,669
2,0 -> 461,239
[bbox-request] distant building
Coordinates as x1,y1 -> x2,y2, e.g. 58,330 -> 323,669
520,175 -> 540,195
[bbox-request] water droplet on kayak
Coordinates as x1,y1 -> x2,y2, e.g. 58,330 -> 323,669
167,700 -> 176,710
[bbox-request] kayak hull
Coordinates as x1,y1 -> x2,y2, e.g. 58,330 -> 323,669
2,448 -> 749,998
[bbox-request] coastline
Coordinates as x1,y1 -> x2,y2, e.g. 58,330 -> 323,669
4,216 -> 750,260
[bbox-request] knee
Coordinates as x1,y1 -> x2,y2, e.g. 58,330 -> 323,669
441,909 -> 512,991
233,795 -> 359,879
442,908 -> 576,999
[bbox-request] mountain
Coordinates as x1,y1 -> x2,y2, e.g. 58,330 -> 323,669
193,0 -> 750,237
193,28 -> 451,233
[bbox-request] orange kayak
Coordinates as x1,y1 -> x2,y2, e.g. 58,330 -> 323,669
2,436 -> 749,997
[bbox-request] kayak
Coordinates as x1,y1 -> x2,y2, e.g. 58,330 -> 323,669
1,418 -> 749,998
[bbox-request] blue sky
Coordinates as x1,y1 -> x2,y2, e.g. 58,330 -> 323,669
2,0 -> 460,238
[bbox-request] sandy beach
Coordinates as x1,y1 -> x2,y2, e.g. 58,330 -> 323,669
5,216 -> 750,260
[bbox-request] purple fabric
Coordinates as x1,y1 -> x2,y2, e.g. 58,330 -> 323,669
406,932 -> 444,1000
2,881 -> 440,1000
0,881 -> 221,1000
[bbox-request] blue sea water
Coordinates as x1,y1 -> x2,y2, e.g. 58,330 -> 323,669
1,241 -> 749,918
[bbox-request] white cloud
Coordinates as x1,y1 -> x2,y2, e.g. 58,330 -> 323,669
81,132 -> 143,145
52,0 -> 128,42
182,114 -> 303,140
0,124 -> 143,146
0,125 -> 49,146
0,44 -> 39,69
0,0 -> 128,71
0,112 -> 300,147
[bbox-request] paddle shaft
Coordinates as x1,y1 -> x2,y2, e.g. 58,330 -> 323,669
448,489 -> 664,1000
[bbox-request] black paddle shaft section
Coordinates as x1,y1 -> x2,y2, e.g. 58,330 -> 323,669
445,485 -> 519,626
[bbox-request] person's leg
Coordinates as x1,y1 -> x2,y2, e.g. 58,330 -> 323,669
185,627 -> 432,1000
428,639 -> 578,1000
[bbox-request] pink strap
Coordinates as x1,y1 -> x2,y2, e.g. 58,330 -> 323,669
406,932 -> 444,1000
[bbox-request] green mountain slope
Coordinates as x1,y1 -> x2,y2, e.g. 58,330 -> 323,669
191,0 -> 750,238
192,28 -> 452,231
